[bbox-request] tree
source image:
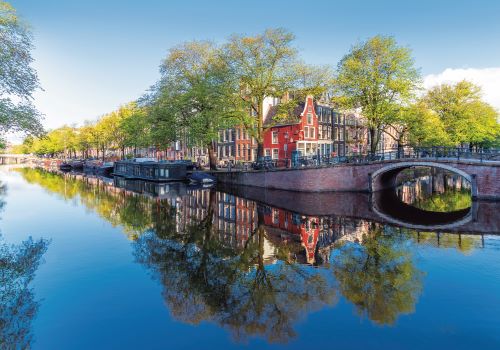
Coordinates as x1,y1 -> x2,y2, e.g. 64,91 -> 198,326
0,1 -> 43,141
119,103 -> 149,157
151,41 -> 240,169
421,80 -> 499,148
223,28 -> 299,157
384,102 -> 451,148
334,35 -> 421,154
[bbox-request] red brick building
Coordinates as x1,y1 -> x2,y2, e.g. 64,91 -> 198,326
263,95 -> 319,160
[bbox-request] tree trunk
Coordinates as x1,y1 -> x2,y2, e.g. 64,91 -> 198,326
256,98 -> 264,158
256,142 -> 264,159
208,141 -> 217,170
369,127 -> 379,154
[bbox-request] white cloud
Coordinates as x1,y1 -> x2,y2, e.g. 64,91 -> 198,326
423,67 -> 500,111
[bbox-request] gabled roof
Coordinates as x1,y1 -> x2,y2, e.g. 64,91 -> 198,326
264,103 -> 305,127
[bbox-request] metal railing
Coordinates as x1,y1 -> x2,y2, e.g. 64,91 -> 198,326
246,147 -> 500,171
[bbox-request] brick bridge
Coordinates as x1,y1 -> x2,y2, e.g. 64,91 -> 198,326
215,158 -> 500,200
218,184 -> 499,234
0,154 -> 32,165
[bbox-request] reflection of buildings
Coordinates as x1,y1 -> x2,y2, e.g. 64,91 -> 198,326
170,188 -> 374,265
396,168 -> 471,206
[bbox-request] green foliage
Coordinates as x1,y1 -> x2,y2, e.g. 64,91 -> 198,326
421,80 -> 499,147
162,41 -> 239,144
388,102 -> 451,147
18,102 -> 150,158
0,1 -> 44,138
334,35 -> 421,153
148,41 -> 242,167
222,28 -> 298,153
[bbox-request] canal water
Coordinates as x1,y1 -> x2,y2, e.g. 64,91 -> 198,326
0,166 -> 499,349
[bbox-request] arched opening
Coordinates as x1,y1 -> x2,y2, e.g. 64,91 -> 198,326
370,162 -> 474,229
371,162 -> 472,192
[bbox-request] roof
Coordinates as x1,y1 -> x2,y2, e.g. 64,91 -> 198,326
264,102 -> 305,127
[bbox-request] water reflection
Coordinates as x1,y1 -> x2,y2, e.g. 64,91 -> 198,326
396,167 -> 471,212
0,180 -> 50,349
11,167 -> 495,343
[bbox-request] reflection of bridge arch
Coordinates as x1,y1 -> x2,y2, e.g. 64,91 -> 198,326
371,189 -> 473,231
371,161 -> 474,196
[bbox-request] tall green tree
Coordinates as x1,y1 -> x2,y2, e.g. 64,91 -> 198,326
0,1 -> 43,141
119,103 -> 149,157
223,28 -> 299,157
421,80 -> 499,148
384,102 -> 451,148
334,35 -> 421,154
151,41 -> 240,169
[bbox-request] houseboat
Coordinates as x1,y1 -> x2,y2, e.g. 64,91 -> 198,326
113,158 -> 187,182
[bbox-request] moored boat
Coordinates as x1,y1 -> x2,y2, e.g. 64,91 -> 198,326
188,171 -> 216,184
96,162 -> 114,177
59,162 -> 72,171
113,158 -> 187,182
69,160 -> 84,170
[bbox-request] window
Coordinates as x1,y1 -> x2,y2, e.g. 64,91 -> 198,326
307,113 -> 313,125
310,127 -> 315,139
272,148 -> 279,159
236,128 -> 240,140
265,149 -> 271,157
272,131 -> 278,144
273,209 -> 279,224
318,125 -> 323,139
304,127 -> 309,138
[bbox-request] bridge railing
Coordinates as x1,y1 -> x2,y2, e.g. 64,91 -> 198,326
249,147 -> 500,170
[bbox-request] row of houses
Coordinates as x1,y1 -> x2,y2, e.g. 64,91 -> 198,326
164,95 -> 397,165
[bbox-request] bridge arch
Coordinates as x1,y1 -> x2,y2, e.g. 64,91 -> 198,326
370,161 -> 473,193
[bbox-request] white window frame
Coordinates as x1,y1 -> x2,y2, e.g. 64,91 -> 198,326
307,113 -> 313,125
272,148 -> 279,160
265,148 -> 271,157
272,131 -> 279,144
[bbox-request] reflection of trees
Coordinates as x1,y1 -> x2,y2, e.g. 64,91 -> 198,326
331,224 -> 423,325
410,231 -> 482,254
0,236 -> 49,349
17,168 -> 161,238
412,189 -> 471,212
135,194 -> 338,343
397,169 -> 472,212
0,179 -> 50,349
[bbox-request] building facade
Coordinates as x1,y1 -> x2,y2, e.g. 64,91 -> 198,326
262,95 -> 346,160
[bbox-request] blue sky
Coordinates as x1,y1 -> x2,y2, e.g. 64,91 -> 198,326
9,0 -> 500,132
